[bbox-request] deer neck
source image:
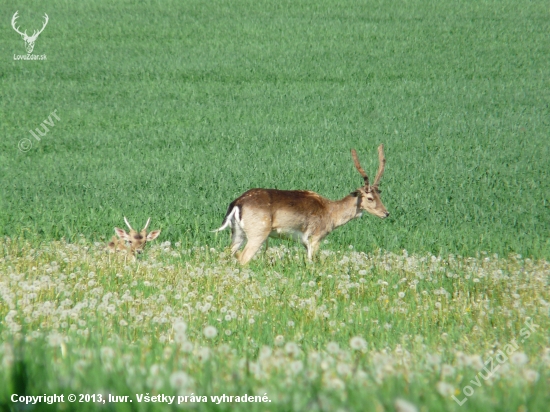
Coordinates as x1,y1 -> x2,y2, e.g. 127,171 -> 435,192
329,194 -> 362,229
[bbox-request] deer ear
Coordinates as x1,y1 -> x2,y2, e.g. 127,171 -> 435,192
146,230 -> 161,241
115,227 -> 130,240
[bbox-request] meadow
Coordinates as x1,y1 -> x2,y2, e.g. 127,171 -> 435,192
1,0 -> 549,410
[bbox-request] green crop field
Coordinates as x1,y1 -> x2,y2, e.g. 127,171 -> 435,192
1,0 -> 549,411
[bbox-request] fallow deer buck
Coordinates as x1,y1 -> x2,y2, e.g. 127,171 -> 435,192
108,217 -> 161,255
213,145 -> 389,264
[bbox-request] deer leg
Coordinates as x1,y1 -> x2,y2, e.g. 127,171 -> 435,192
230,225 -> 246,256
306,236 -> 322,261
238,230 -> 270,265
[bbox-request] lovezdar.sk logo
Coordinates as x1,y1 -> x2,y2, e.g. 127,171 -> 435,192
12,11 -> 48,60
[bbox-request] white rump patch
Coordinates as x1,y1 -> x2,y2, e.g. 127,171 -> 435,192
212,206 -> 241,232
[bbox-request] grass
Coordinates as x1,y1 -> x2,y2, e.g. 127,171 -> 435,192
0,0 -> 549,410
0,0 -> 548,258
0,239 -> 549,411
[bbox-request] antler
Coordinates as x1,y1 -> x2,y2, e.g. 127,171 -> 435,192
11,11 -> 27,37
124,217 -> 134,231
351,149 -> 369,187
142,217 -> 151,231
372,144 -> 386,189
30,14 -> 49,40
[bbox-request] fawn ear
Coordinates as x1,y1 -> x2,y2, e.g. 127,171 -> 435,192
146,230 -> 161,241
115,227 -> 130,240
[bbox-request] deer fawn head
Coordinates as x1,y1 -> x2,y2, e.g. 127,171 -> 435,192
109,217 -> 161,255
11,11 -> 49,54
351,145 -> 389,219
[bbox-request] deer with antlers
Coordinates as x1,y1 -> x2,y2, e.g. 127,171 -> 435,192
213,145 -> 389,264
11,11 -> 49,54
108,217 -> 161,255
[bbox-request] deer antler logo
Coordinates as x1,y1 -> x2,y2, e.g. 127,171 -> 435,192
11,11 -> 49,54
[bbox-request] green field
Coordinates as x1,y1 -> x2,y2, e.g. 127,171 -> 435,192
1,0 -> 549,411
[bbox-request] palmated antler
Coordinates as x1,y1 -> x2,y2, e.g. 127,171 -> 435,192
372,144 -> 386,189
351,149 -> 369,187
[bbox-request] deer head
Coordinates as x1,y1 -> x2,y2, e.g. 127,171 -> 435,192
11,11 -> 49,54
351,145 -> 389,219
109,217 -> 161,255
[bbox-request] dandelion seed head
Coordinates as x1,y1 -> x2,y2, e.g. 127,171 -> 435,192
47,332 -> 63,347
436,381 -> 454,397
170,371 -> 192,390
441,364 -> 455,378
197,347 -> 211,362
100,346 -> 115,360
289,360 -> 303,374
350,336 -> 367,351
326,341 -> 339,354
173,320 -> 187,334
511,352 -> 528,366
523,369 -> 539,383
394,398 -> 418,412
203,325 -> 217,339
284,342 -> 300,357
181,341 -> 193,353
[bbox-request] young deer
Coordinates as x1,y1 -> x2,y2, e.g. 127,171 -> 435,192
213,145 -> 389,264
108,217 -> 161,255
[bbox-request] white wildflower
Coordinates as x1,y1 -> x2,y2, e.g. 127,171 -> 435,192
336,362 -> 352,377
523,369 -> 539,383
350,336 -> 367,351
326,341 -> 340,354
394,398 -> 418,412
441,364 -> 455,378
203,325 -> 217,339
284,342 -> 301,357
170,371 -> 192,390
436,381 -> 455,397
510,352 -> 528,366
197,347 -> 210,362
181,341 -> 193,353
47,333 -> 64,347
325,376 -> 345,390
100,347 -> 115,360
289,360 -> 303,374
